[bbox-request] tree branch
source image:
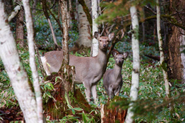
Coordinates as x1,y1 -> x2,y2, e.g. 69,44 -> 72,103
8,5 -> 21,22
42,0 -> 60,48
47,7 -> 63,33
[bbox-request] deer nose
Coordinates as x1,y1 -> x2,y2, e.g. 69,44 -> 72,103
103,44 -> 107,47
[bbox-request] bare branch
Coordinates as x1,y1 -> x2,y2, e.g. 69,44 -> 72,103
42,0 -> 59,48
8,5 -> 21,22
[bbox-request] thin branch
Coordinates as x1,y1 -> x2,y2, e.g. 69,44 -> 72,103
42,0 -> 59,48
133,15 -> 185,30
108,24 -> 115,34
47,8 -> 63,33
144,5 -> 156,14
100,23 -> 106,36
8,5 -> 21,22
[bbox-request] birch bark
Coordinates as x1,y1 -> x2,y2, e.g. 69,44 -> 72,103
76,0 -> 91,47
179,30 -> 185,84
156,0 -> 170,97
125,6 -> 140,123
0,2 -> 38,122
22,0 -> 43,122
91,0 -> 99,56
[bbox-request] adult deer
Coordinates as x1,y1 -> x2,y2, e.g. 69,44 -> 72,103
103,50 -> 128,99
41,32 -> 114,103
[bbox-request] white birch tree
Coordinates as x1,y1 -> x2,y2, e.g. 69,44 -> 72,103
125,5 -> 140,123
76,0 -> 92,47
91,0 -> 99,56
179,30 -> 185,84
156,0 -> 170,97
22,0 -> 43,122
0,1 -> 38,122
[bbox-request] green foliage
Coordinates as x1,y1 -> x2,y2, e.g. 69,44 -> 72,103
41,81 -> 55,103
0,1 -> 184,121
96,0 -> 156,24
34,6 -> 78,50
34,14 -> 63,48
59,115 -> 79,123
96,0 -> 129,24
2,40 -> 184,122
0,44 -> 32,107
82,112 -> 96,123
132,91 -> 185,122
96,43 -> 184,122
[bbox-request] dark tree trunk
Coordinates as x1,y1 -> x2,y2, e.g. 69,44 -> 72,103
60,0 -> 69,65
168,27 -> 182,82
167,0 -> 185,84
4,0 -> 13,15
16,3 -> 24,47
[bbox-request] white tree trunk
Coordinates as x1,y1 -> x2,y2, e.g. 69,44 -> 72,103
180,30 -> 185,84
76,0 -> 92,47
91,0 -> 99,56
156,0 -> 170,97
125,6 -> 140,123
22,0 -> 43,122
0,2 -> 38,122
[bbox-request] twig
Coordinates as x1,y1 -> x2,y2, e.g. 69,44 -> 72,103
42,0 -> 59,48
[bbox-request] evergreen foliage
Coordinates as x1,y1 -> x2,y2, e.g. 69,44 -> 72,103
0,0 -> 185,122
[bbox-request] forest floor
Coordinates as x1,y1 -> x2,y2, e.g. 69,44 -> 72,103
0,106 -> 24,122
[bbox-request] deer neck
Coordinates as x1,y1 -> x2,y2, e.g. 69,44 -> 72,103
95,48 -> 107,65
113,64 -> 122,77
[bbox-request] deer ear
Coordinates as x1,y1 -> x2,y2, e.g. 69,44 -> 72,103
108,33 -> 114,41
112,49 -> 119,57
94,32 -> 100,39
123,52 -> 128,59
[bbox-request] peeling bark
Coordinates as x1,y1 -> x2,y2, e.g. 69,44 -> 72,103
0,2 -> 38,122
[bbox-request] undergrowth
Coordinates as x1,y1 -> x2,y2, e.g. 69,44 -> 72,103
0,42 -> 185,122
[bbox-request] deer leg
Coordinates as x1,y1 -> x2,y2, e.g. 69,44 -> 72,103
91,85 -> 97,103
108,85 -> 114,99
84,82 -> 91,102
115,87 -> 121,96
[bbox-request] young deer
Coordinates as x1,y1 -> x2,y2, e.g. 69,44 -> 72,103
41,32 -> 114,103
103,50 -> 128,99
